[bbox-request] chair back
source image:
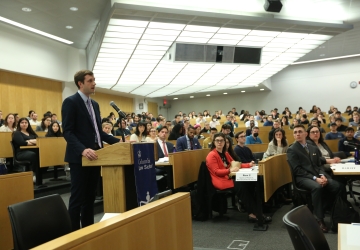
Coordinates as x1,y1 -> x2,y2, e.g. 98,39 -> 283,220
10,141 -> 30,171
253,152 -> 264,162
8,194 -> 72,250
283,205 -> 330,250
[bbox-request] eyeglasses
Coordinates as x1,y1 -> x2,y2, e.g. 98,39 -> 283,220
310,131 -> 320,134
150,130 -> 156,132
238,135 -> 246,138
214,139 -> 225,143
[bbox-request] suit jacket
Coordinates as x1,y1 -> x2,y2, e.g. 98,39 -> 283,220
176,135 -> 202,152
306,139 -> 334,165
62,92 -> 119,164
156,141 -> 174,159
287,141 -> 329,182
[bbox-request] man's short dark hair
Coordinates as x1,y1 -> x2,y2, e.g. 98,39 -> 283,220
252,126 -> 259,131
210,127 -> 218,132
335,118 -> 342,122
157,126 -> 168,132
74,70 -> 93,89
302,114 -> 307,118
175,114 -> 181,119
345,127 -> 354,132
294,124 -> 306,130
235,131 -> 245,138
166,120 -> 171,123
335,111 -> 341,114
221,124 -> 231,130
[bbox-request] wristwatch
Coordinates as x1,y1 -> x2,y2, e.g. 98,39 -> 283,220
313,176 -> 317,181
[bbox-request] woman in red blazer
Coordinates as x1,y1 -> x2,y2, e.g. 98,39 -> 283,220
206,133 -> 271,223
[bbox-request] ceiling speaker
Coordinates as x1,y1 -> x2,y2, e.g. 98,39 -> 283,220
264,0 -> 283,13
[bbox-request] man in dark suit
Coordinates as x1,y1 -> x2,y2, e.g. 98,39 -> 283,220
287,124 -> 343,233
156,126 -> 174,189
62,70 -> 120,231
176,126 -> 202,152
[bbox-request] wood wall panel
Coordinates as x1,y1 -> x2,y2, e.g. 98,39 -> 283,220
147,101 -> 158,117
91,92 -> 134,119
0,70 -> 62,119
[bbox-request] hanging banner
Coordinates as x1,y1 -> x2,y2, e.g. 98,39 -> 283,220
133,143 -> 158,206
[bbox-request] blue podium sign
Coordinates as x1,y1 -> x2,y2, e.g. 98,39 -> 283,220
133,143 -> 158,206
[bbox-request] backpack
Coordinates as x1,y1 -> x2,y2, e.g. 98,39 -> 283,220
331,195 -> 360,232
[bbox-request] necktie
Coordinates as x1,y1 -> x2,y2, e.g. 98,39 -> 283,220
86,99 -> 102,148
190,139 -> 194,150
163,141 -> 168,157
304,145 -> 309,154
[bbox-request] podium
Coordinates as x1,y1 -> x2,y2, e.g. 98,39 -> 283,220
82,142 -> 157,213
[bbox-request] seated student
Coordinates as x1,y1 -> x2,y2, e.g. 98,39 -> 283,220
338,127 -> 360,157
245,115 -> 258,128
168,123 -> 184,140
245,120 -> 255,136
0,113 -> 16,132
299,114 -> 309,125
224,114 -> 238,137
332,110 -> 346,122
234,131 -> 256,163
176,126 -> 202,152
203,127 -> 217,149
36,116 -> 52,132
115,119 -> 130,141
195,114 -> 206,124
263,128 -> 288,159
45,121 -> 63,137
102,122 -> 113,136
263,115 -> 273,126
146,122 -> 152,134
325,122 -> 345,140
287,125 -> 344,233
290,118 -> 299,130
309,119 -> 326,133
29,113 -> 41,126
354,126 -> 360,140
146,128 -> 157,142
327,115 -> 336,128
309,105 -> 318,114
349,113 -> 360,127
245,126 -> 262,145
193,124 -> 204,139
268,119 -> 281,142
156,126 -> 174,157
335,118 -> 348,132
206,132 -> 271,223
209,115 -> 220,128
12,118 -> 44,185
129,122 -> 148,142
200,122 -> 211,135
281,116 -> 289,127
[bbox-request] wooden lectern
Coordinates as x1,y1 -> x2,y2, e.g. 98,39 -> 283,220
82,143 -> 133,213
82,142 -> 157,213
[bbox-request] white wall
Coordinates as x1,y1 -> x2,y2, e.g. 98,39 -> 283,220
165,56 -> 360,118
0,22 -> 86,82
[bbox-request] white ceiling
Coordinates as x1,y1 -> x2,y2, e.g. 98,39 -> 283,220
1,0 -> 360,98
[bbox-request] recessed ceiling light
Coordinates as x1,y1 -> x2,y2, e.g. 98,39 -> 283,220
223,93 -> 227,95
241,91 -> 246,93
206,94 -> 210,96
174,97 -> 178,100
22,7 -> 32,12
190,96 -> 194,98
260,89 -> 264,91
70,7 -> 78,11
320,54 -> 325,57
66,26 -> 73,29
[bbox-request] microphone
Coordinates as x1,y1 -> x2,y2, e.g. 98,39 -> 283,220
343,141 -> 360,148
110,101 -> 126,119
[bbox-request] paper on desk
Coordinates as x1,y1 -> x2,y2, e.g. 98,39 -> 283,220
157,157 -> 169,162
347,224 -> 360,246
239,168 -> 253,172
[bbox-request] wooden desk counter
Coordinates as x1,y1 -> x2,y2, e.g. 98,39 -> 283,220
20,146 -> 38,149
0,132 -> 13,158
32,193 -> 193,250
0,172 -> 34,250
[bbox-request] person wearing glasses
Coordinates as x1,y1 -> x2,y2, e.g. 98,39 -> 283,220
146,128 -> 157,142
35,115 -> 52,132
263,128 -> 288,159
206,132 -> 271,223
234,131 -> 256,164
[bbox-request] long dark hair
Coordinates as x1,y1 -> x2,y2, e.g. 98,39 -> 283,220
306,125 -> 324,144
14,117 -> 38,137
225,136 -> 240,161
135,122 -> 148,137
40,115 -> 51,130
272,128 -> 287,147
210,132 -> 227,154
46,121 -> 63,137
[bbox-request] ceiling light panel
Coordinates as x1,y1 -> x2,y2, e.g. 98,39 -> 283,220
93,18 -> 333,97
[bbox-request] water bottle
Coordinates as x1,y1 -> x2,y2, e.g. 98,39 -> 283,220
173,147 -> 176,153
355,149 -> 360,165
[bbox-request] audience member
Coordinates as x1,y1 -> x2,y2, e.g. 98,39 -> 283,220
338,127 -> 360,157
224,114 -> 238,137
263,115 -> 273,126
335,118 -> 347,132
309,105 -> 317,113
29,113 -> 40,126
0,110 -> 3,127
287,124 -> 344,233
46,121 -> 63,137
245,120 -> 255,136
193,124 -> 204,139
146,128 -> 157,142
290,118 -> 299,129
245,115 -> 258,128
203,127 -> 217,148
36,116 -> 51,132
263,128 -> 288,159
129,116 -> 139,129
299,114 -> 309,125
168,123 -> 184,140
281,116 -> 289,126
245,127 -> 262,145
195,114 -> 206,124
234,131 -> 255,163
221,124 -> 232,137
209,115 -> 220,128
200,122 -> 211,134
325,122 -> 345,140
309,119 -> 325,133
0,113 -> 16,132
129,122 -> 148,142
115,119 -> 130,141
349,113 -> 360,127
268,119 -> 281,142
176,126 -> 202,151
102,122 -> 113,136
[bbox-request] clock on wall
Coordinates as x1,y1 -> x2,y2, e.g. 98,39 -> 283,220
350,81 -> 358,89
